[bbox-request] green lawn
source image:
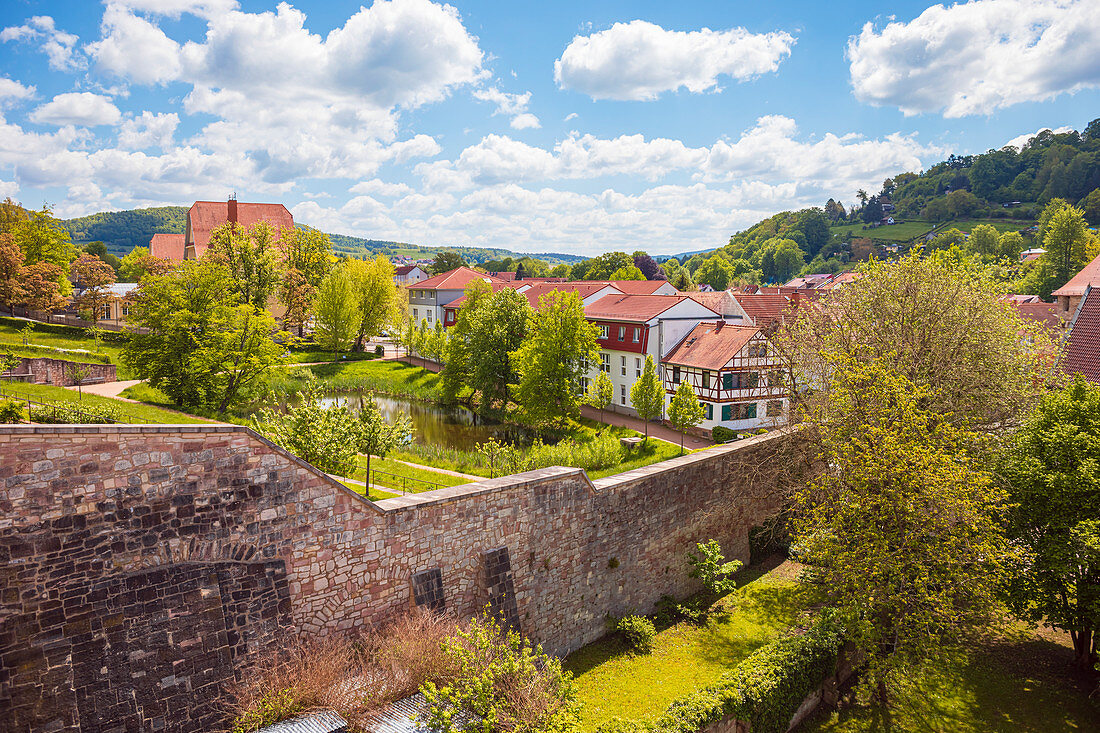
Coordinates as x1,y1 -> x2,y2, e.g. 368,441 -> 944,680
352,454 -> 473,494
565,559 -> 819,731
830,221 -> 935,243
802,626 -> 1100,732
0,381 -> 209,424
0,316 -> 133,377
268,359 -> 441,401
948,218 -> 1036,234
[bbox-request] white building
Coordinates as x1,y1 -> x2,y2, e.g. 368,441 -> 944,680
407,267 -> 506,326
395,265 -> 430,286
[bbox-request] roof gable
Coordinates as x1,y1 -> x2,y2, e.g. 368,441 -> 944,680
415,266 -> 506,290
148,233 -> 185,261
584,294 -> 714,322
187,201 -> 294,253
663,322 -> 761,370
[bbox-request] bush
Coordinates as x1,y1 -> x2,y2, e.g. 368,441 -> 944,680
375,344 -> 385,356
420,614 -> 581,733
615,615 -> 656,655
688,540 -> 742,596
28,402 -> 121,424
711,426 -> 737,443
646,613 -> 845,733
0,398 -> 26,423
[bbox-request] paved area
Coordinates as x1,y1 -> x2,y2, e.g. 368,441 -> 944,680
580,405 -> 715,449
65,379 -> 142,400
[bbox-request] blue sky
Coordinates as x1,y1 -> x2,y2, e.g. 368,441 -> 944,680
1,0 -> 1098,255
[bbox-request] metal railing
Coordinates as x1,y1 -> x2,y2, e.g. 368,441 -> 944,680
367,468 -> 444,495
0,384 -> 154,424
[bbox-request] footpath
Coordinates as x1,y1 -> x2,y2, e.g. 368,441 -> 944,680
580,405 -> 715,449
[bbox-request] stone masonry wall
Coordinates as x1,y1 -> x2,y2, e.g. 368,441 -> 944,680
4,357 -> 117,386
0,424 -> 803,732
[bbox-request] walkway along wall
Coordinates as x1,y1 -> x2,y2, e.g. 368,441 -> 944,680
0,424 -> 808,732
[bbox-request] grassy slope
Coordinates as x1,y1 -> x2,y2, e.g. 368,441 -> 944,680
0,317 -> 132,376
269,359 -> 442,400
0,381 -> 209,424
565,560 -> 818,731
803,625 -> 1100,732
829,221 -> 935,242
351,454 -> 472,493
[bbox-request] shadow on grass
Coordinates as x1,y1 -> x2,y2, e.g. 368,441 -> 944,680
562,634 -> 635,678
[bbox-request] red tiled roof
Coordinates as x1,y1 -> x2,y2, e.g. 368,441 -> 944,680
187,201 -> 294,256
1063,286 -> 1100,381
1016,301 -> 1061,329
148,233 -> 185,261
590,280 -> 674,295
1053,251 -> 1100,297
444,281 -> 524,308
684,291 -> 739,317
415,266 -> 505,290
732,293 -> 792,325
488,271 -> 517,281
522,282 -> 613,304
585,294 -> 706,322
395,265 -> 423,276
663,322 -> 760,370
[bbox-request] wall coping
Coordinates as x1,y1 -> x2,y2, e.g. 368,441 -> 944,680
0,423 -> 796,517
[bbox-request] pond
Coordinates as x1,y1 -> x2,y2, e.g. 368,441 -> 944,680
316,392 -> 534,452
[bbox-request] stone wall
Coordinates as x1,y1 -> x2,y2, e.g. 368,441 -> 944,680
0,423 -> 803,732
2,356 -> 117,386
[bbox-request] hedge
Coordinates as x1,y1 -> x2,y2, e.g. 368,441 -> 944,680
711,426 -> 737,443
596,612 -> 844,733
29,402 -> 122,424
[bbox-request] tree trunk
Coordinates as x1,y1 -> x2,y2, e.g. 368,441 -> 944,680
1072,625 -> 1096,670
365,452 -> 371,491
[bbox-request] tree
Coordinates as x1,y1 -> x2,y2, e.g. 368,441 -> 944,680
430,250 -> 466,274
632,251 -> 661,280
70,253 -> 117,327
118,246 -> 171,282
1002,377 -> 1100,671
861,195 -> 884,223
550,264 -> 570,278
967,224 -> 1001,258
778,253 -> 1054,434
65,363 -> 94,402
256,389 -> 365,476
19,262 -> 66,315
12,205 -> 74,291
1039,199 -> 1090,290
347,255 -> 400,351
280,226 -> 333,287
797,208 -> 830,258
358,393 -> 413,483
793,360 -> 1012,699
998,230 -> 1026,260
1081,188 -> 1100,226
514,262 -> 527,281
205,221 -> 283,311
511,291 -> 600,427
83,242 -> 122,273
668,380 -> 704,455
694,255 -> 735,291
279,267 -> 314,337
586,371 -> 613,424
466,288 -> 531,411
313,265 -> 362,361
0,233 -> 24,311
0,197 -> 27,236
583,251 -> 634,280
757,238 -> 804,284
123,259 -> 287,413
608,264 -> 645,281
440,280 -> 493,402
630,355 -> 664,441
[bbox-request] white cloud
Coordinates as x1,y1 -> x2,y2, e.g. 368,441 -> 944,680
510,113 -> 540,130
108,0 -> 240,18
30,92 -> 122,127
848,0 -> 1100,117
0,78 -> 35,107
349,179 -> 415,197
117,111 -> 179,149
1,16 -> 84,71
555,20 -> 795,101
1004,125 -> 1075,150
88,5 -> 183,84
0,180 -> 18,200
564,112 -> 578,122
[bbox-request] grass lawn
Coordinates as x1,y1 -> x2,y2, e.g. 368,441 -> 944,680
802,624 -> 1100,732
830,221 -> 935,243
565,558 -> 819,732
0,381 -> 209,424
338,479 -> 398,502
949,218 -> 1036,234
588,436 -> 684,480
269,359 -> 441,401
0,316 -> 133,377
351,454 -> 473,494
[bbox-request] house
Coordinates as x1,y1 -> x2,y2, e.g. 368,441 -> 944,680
662,321 -> 788,432
440,281 -> 532,326
1052,250 -> 1100,321
408,267 -> 507,326
584,294 -> 719,414
148,233 -> 185,262
731,292 -> 796,328
394,265 -> 430,286
683,291 -> 751,322
183,198 -> 294,260
83,282 -> 139,326
592,279 -> 680,296
1061,284 -> 1100,382
441,281 -> 619,327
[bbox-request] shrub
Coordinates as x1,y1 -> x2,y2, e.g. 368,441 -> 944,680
711,426 -> 737,443
615,615 -> 656,655
688,540 -> 742,596
420,614 -> 581,733
0,398 -> 26,423
28,402 -> 121,424
375,344 -> 385,356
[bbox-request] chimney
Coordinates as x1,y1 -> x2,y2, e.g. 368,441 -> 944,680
227,194 -> 238,225
715,319 -> 725,331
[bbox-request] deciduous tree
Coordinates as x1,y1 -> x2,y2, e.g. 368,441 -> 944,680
279,267 -> 314,337
466,288 -> 530,411
630,355 -> 664,441
70,253 -> 117,327
19,261 -> 66,315
430,250 -> 466,274
313,265 -> 362,361
358,393 -> 412,482
511,291 -> 600,427
1039,199 -> 1090,290
668,380 -> 704,455
586,370 -> 613,424
347,255 -> 400,351
118,246 -> 171,282
12,205 -> 74,292
206,221 -> 283,311
256,389 -> 367,476
0,233 -> 24,311
440,280 -> 493,403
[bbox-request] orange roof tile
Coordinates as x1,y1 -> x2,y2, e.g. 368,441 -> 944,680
732,293 -> 792,325
148,233 -> 185,261
187,201 -> 294,256
1063,286 -> 1100,381
590,280 -> 674,295
1016,301 -> 1062,329
585,294 -> 702,322
1053,251 -> 1100,297
663,322 -> 760,370
415,266 -> 506,290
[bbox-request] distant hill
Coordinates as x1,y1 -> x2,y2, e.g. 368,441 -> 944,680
61,208 -> 585,265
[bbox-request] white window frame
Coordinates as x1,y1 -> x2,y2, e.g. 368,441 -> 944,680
600,352 -> 610,373
620,384 -> 627,405
599,324 -> 609,339
620,355 -> 627,376
635,358 -> 641,378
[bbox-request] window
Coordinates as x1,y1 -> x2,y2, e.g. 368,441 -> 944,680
600,352 -> 610,372
618,325 -> 626,340
728,371 -> 759,389
121,304 -> 129,317
635,358 -> 641,377
581,377 -> 589,393
426,310 -> 433,323
769,370 -> 784,388
672,365 -> 681,384
413,308 -> 419,320
102,304 -> 112,319
620,384 -> 627,405
600,324 -> 609,339
632,327 -> 640,343
701,402 -> 712,420
747,343 -> 767,358
701,371 -> 711,390
620,355 -> 627,376
767,399 -> 783,417
727,402 -> 758,421
721,404 -> 732,421
722,372 -> 733,391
